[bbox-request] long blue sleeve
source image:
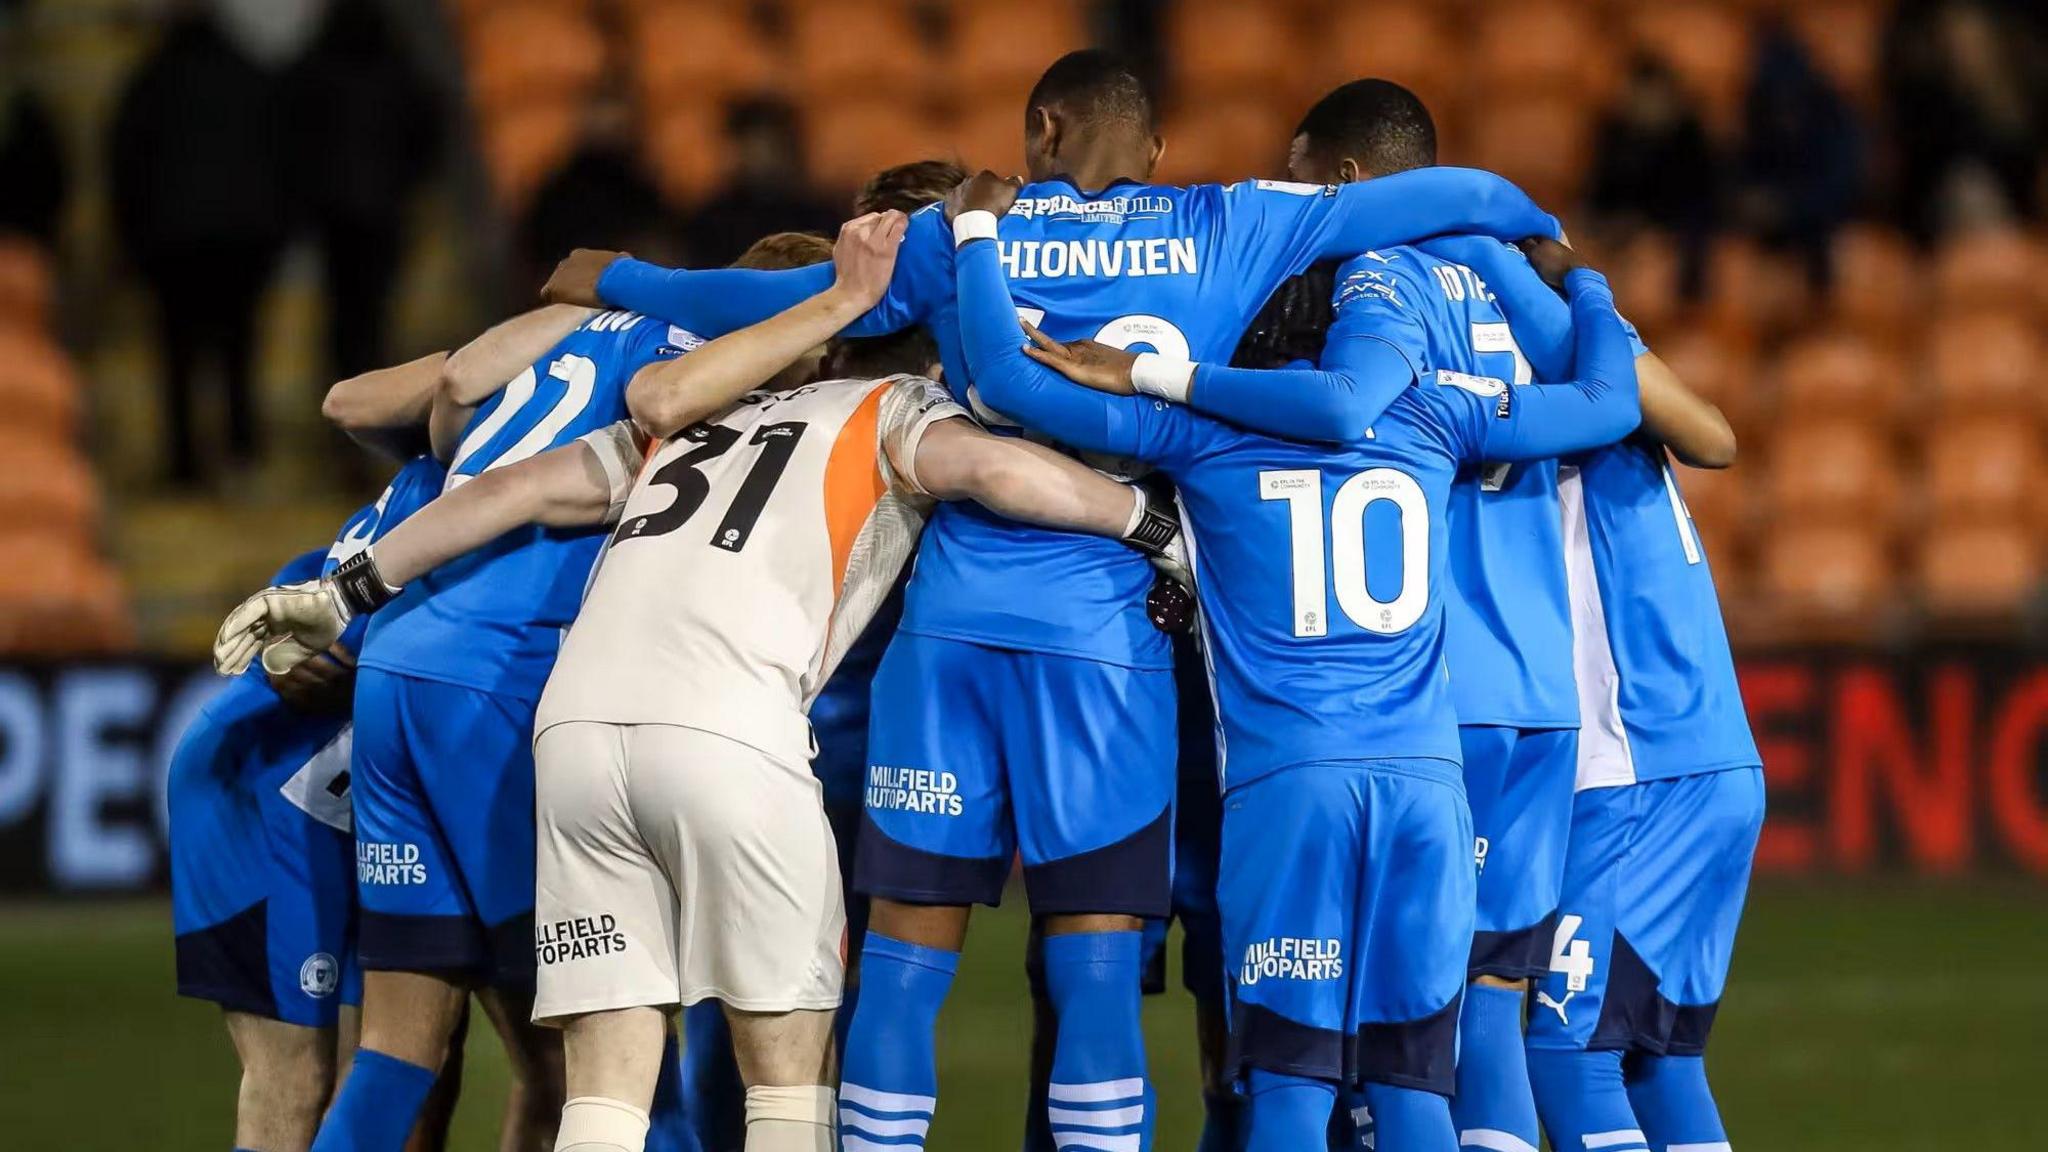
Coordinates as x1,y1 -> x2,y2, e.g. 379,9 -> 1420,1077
596,259 -> 834,339
1476,268 -> 1641,462
954,238 -> 1152,460
1307,168 -> 1563,263
1185,334 -> 1414,443
1415,237 -> 1574,375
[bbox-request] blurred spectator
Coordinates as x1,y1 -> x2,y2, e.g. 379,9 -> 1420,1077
1738,21 -> 1864,289
110,4 -> 288,486
1885,0 -> 2047,241
1587,56 -> 1723,298
0,64 -> 64,248
518,85 -> 670,296
679,97 -> 839,267
286,0 -> 442,382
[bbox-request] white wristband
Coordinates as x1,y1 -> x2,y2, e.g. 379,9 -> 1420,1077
1131,353 -> 1196,404
1121,486 -> 1150,538
953,210 -> 999,247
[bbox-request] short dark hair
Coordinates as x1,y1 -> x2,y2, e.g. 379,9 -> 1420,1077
855,159 -> 968,216
1295,79 -> 1437,176
1230,263 -> 1338,370
826,330 -> 941,381
1026,49 -> 1156,137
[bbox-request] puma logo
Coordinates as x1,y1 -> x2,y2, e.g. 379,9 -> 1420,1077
1537,989 -> 1576,1025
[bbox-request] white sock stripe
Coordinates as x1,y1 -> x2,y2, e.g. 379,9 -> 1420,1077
1047,1079 -> 1146,1103
1584,1133 -> 1650,1152
840,1110 -> 931,1138
838,1083 -> 937,1115
1049,1103 -> 1146,1128
1668,1144 -> 1732,1152
1462,1129 -> 1541,1152
1053,1134 -> 1142,1152
843,1136 -> 921,1152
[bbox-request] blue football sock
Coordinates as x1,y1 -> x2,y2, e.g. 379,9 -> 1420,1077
1364,1080 -> 1459,1152
309,1048 -> 436,1152
1042,931 -> 1153,1152
679,1000 -> 741,1152
1528,1048 -> 1648,1152
1452,983 -> 1541,1152
1626,1054 -> 1729,1151
1023,987 -> 1057,1152
839,933 -> 957,1151
1196,1090 -> 1246,1152
644,1030 -> 700,1152
1244,1069 -> 1335,1152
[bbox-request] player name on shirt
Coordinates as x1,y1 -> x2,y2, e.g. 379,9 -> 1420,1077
995,236 -> 1198,280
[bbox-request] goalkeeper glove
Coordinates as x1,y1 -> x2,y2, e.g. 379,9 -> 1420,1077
213,551 -> 401,676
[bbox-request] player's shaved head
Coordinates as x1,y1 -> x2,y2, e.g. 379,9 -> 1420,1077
1023,49 -> 1162,185
730,231 -> 833,271
1291,79 -> 1437,184
855,160 -> 969,216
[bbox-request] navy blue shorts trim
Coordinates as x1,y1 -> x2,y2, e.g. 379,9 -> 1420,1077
1228,990 -> 1462,1094
1583,933 -> 1720,1056
175,900 -> 278,1019
853,809 -> 1012,908
1468,910 -> 1558,982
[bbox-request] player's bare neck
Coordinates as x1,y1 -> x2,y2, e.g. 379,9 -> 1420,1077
1052,136 -> 1149,195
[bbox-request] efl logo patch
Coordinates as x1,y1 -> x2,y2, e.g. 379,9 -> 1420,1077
299,952 -> 339,998
1239,937 -> 1343,986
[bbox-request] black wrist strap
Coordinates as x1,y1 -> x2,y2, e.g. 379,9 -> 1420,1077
1122,504 -> 1180,557
331,551 -> 399,616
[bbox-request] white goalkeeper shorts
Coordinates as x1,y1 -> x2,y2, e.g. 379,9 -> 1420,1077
531,721 -> 846,1022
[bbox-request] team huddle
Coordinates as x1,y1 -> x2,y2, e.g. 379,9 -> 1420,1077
171,50 -> 1762,1152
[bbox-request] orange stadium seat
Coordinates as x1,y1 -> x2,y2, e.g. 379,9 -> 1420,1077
480,100 -> 583,208
0,534 -> 132,656
1933,227 -> 2043,315
465,3 -> 607,112
0,238 -> 53,331
0,435 -> 99,536
1461,93 -> 1592,209
1927,310 -> 2043,416
1827,225 -> 1920,338
1706,238 -> 1811,339
1925,417 -> 2041,521
1672,460 -> 1746,550
643,104 -> 729,205
948,2 -> 1090,102
1765,417 -> 1898,529
790,3 -> 931,102
1916,521 -> 2038,624
1791,0 -> 1887,105
1472,1 -> 1615,103
1756,521 -> 1893,641
1157,98 -> 1291,184
954,94 -> 1028,172
629,3 -> 778,108
1601,231 -> 1685,336
1168,2 -> 1298,97
0,330 -> 81,439
806,99 -> 952,192
1771,329 -> 1905,421
1629,2 -> 1752,128
1315,2 -> 1458,123
1650,326 -> 1757,433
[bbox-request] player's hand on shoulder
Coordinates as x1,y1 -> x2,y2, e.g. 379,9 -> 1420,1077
1020,323 -> 1139,395
944,170 -> 1022,222
1516,236 -> 1591,292
540,248 -> 626,307
212,581 -> 351,677
829,210 -> 909,309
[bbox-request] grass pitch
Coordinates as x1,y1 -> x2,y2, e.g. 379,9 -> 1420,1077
2,881 -> 2041,1149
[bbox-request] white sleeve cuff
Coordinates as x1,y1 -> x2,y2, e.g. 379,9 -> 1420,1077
952,210 -> 999,247
1131,353 -> 1196,404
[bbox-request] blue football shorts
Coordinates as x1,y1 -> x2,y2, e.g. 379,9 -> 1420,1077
1220,760 -> 1474,1094
351,668 -> 539,988
1459,724 -> 1579,980
1526,767 -> 1765,1056
856,632 -> 1176,917
170,694 -> 361,1027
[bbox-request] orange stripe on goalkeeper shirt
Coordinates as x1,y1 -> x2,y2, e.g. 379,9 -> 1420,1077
821,385 -> 889,597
